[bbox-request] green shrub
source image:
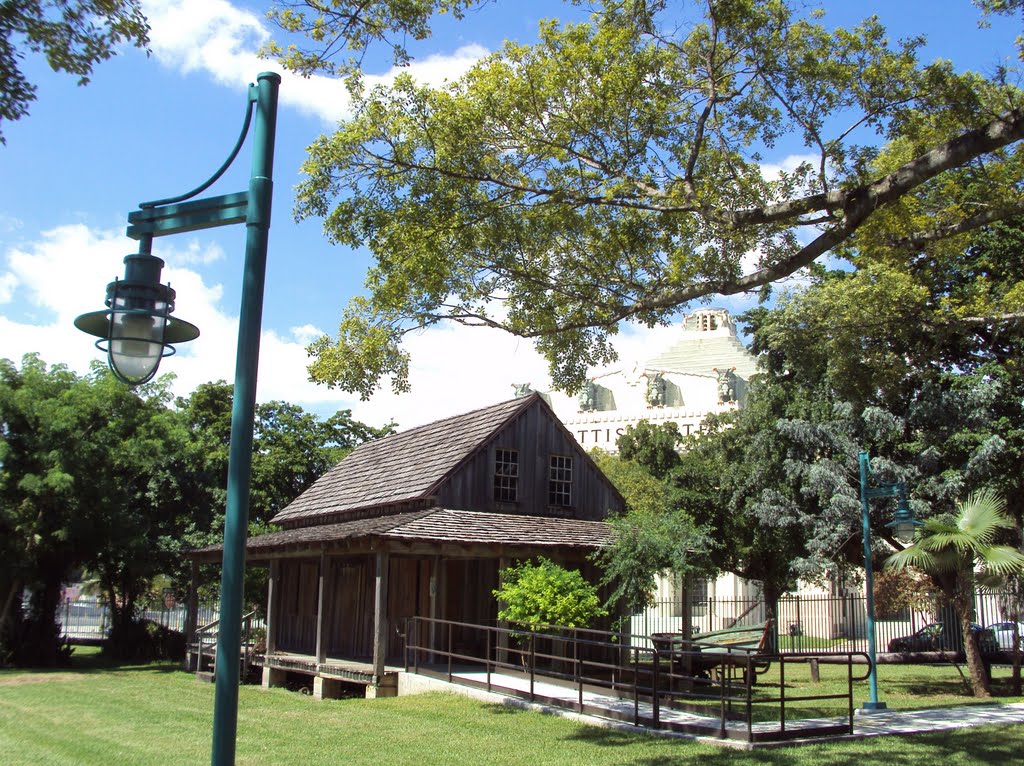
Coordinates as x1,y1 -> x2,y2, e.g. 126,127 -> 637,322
494,558 -> 607,630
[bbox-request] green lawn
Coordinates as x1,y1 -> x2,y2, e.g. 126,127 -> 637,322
1,649 -> 1022,765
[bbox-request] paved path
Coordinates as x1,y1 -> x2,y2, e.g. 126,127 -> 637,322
420,668 -> 1024,749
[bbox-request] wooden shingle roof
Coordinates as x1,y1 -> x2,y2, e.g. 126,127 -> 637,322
192,508 -> 611,561
271,395 -> 535,527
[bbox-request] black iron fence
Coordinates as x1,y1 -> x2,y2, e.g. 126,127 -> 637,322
629,588 -> 1020,655
59,598 -> 219,643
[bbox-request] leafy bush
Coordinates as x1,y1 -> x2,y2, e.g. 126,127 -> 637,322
494,558 -> 606,630
104,619 -> 184,661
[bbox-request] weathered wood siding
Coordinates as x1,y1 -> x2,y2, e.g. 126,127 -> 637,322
325,556 -> 375,658
436,402 -> 621,520
277,559 -> 319,654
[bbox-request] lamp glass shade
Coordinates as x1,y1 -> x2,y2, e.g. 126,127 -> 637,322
889,494 -> 918,543
892,519 -> 917,543
109,310 -> 166,383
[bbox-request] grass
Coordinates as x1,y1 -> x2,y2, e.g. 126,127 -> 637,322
1,648 -> 1022,765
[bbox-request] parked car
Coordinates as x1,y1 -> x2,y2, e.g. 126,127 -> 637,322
987,621 -> 1024,651
887,622 -> 998,653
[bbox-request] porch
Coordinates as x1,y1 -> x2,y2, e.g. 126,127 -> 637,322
259,651 -> 404,699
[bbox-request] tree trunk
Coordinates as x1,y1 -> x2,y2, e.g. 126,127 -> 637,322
0,579 -> 22,639
762,581 -> 782,653
955,588 -> 991,698
1012,618 -> 1022,696
23,575 -> 63,667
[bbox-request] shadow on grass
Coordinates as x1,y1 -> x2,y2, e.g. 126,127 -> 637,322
0,648 -> 185,677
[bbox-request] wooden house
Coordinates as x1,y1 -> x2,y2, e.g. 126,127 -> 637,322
190,393 -> 623,696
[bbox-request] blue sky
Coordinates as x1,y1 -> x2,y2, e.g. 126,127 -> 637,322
0,0 -> 1018,429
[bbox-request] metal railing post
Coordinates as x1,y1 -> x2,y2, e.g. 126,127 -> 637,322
529,629 -> 536,701
746,654 -> 754,742
651,647 -> 659,727
779,653 -> 786,734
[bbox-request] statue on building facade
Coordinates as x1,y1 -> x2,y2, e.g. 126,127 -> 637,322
644,372 -> 666,407
577,380 -> 597,412
714,367 -> 737,403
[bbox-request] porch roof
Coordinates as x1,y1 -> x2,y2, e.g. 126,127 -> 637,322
192,508 -> 612,561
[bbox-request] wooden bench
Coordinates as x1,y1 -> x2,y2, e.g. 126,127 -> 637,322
651,619 -> 775,684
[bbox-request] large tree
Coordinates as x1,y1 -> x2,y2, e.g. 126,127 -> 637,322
590,438 -> 711,615
0,366 -> 392,665
266,0 -> 1024,397
0,355 -> 177,664
0,0 -> 149,143
171,382 -> 394,601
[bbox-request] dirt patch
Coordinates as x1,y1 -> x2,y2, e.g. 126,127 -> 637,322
0,673 -> 82,686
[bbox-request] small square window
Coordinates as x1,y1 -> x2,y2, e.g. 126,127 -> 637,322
494,448 -> 519,502
548,454 -> 573,507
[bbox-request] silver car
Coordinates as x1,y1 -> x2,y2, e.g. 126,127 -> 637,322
987,621 -> 1024,651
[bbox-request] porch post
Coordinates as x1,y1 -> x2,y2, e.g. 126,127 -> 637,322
497,556 -> 511,666
315,551 -> 329,665
372,551 -> 390,682
261,558 -> 284,690
185,560 -> 200,671
428,556 -> 441,663
265,559 -> 279,656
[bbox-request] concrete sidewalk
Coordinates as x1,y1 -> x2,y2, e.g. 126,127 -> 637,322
399,668 -> 1024,749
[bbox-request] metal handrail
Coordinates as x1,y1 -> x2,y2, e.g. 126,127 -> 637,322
404,615 -> 867,742
194,611 -> 258,678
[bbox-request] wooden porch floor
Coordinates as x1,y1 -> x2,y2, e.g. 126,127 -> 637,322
258,651 -> 404,685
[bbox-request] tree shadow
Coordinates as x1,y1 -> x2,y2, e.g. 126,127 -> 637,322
0,650 -> 185,676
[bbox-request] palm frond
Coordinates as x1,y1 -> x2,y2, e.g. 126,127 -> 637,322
886,546 -> 938,573
978,545 -> 1024,577
884,490 -> 1024,582
956,489 -> 1011,544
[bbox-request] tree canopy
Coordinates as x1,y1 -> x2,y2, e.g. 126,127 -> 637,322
0,359 -> 389,665
266,0 -> 1024,397
0,0 -> 149,143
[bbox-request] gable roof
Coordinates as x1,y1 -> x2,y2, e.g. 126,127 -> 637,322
272,395 -> 536,526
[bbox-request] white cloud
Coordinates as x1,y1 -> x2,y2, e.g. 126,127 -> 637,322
143,0 -> 489,124
175,239 -> 226,266
0,224 -> 760,433
0,224 -> 557,430
350,321 -> 553,429
0,224 -> 356,410
760,152 -> 821,181
0,213 -> 21,235
290,323 -> 323,345
0,272 -> 17,303
145,0 -> 268,85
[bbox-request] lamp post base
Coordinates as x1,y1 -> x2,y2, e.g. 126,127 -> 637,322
856,701 -> 889,714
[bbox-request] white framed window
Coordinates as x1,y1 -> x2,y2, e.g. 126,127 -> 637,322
548,454 -> 573,507
494,448 -> 519,502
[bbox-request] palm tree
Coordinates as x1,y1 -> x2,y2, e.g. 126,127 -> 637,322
886,490 -> 1024,697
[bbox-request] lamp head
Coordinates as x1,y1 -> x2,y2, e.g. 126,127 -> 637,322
886,484 -> 919,543
75,252 -> 199,386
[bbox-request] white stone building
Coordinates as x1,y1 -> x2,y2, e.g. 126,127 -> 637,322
545,308 -> 758,452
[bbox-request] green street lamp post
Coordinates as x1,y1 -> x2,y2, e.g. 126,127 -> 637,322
76,72 -> 280,766
858,450 -> 916,712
